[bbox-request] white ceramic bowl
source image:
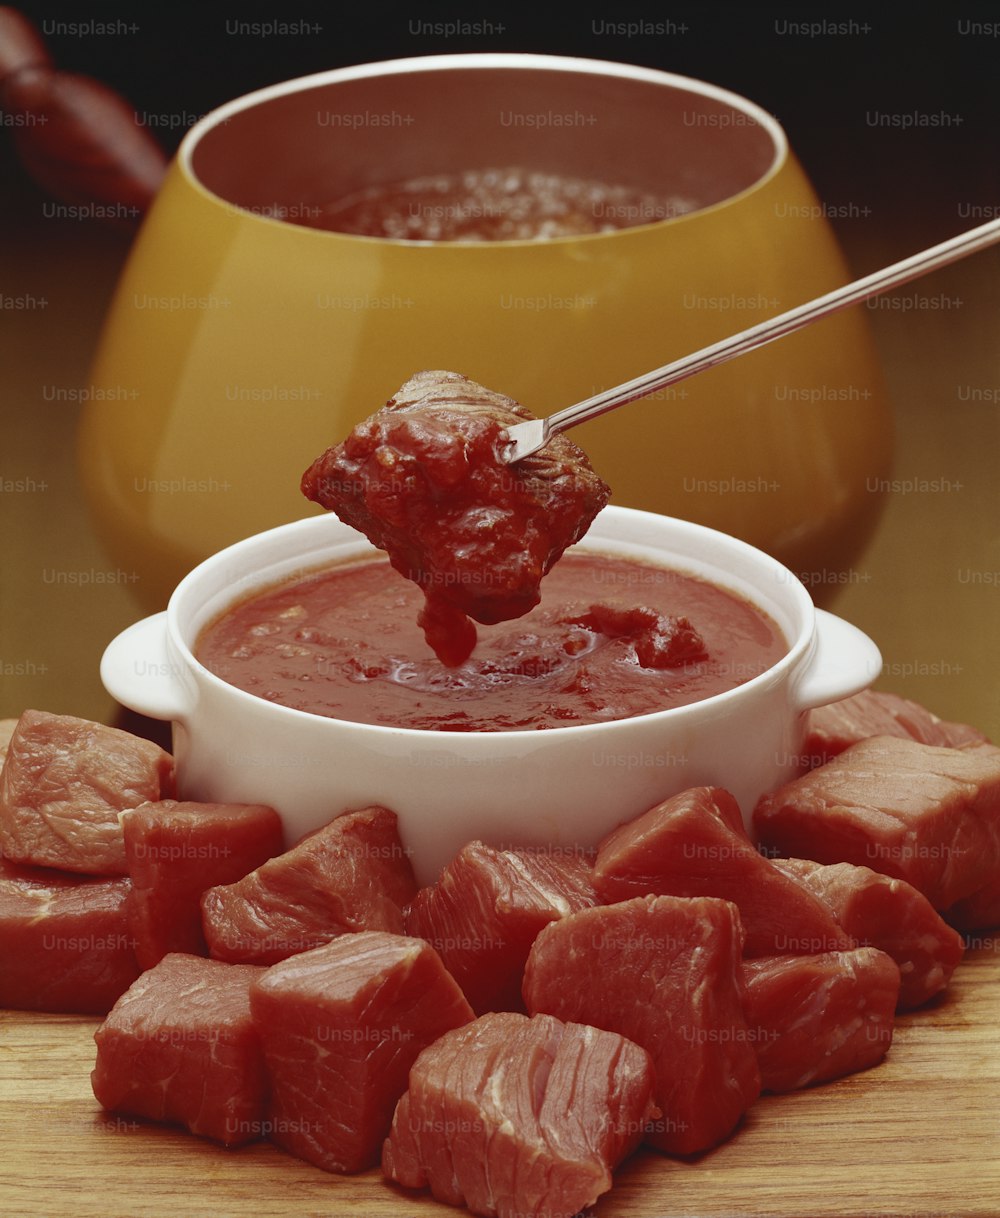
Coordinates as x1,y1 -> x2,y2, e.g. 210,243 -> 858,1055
101,507 -> 881,883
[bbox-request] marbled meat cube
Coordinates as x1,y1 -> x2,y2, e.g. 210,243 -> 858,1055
0,855 -> 140,1013
523,894 -> 761,1154
0,709 -> 174,874
0,718 -> 17,766
250,931 -> 474,1173
403,842 -> 598,1013
122,799 -> 284,968
754,736 -> 1000,910
804,689 -> 989,766
741,948 -> 900,1091
91,953 -> 267,1145
382,1011 -> 658,1218
775,857 -> 964,1009
593,786 -> 855,957
201,805 -> 417,964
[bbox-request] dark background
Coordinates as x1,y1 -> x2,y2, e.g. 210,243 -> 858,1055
2,2 -> 999,248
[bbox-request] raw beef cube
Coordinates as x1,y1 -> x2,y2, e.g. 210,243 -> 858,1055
122,800 -> 285,969
939,748 -> 1000,930
754,736 -> 1000,910
250,931 -> 474,1173
0,718 -> 17,765
741,948 -> 901,1091
403,842 -> 598,1014
0,855 -> 140,1013
0,709 -> 174,875
805,689 -> 989,766
593,786 -> 855,957
201,805 -> 417,965
382,1011 -> 658,1218
775,858 -> 964,1009
523,894 -> 761,1154
91,953 -> 267,1145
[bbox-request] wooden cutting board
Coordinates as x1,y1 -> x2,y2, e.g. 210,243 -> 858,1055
1,936 -> 998,1218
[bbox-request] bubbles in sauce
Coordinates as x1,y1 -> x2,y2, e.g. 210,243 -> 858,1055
195,552 -> 786,733
312,167 -> 696,241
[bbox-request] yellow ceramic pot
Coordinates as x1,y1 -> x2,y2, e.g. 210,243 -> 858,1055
79,53 -> 892,611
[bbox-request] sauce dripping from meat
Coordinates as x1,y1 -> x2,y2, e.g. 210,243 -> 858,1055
301,371 -> 611,665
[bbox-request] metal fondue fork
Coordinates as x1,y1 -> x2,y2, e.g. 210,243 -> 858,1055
499,215 -> 1000,464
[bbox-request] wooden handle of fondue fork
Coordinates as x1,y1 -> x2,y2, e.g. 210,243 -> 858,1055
0,6 -> 168,222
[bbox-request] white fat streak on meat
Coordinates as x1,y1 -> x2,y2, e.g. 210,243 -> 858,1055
687,942 -> 711,1007
486,1038 -> 539,1213
921,962 -> 945,991
685,924 -> 754,1114
353,942 -> 440,1088
454,1020 -> 514,1211
20,887 -> 58,924
911,932 -> 949,969
0,713 -> 172,878
268,1036 -> 337,1165
887,776 -> 979,902
500,851 -> 573,919
45,735 -> 154,817
920,771 -> 988,904
526,892 -> 760,1155
490,1017 -> 606,1216
142,974 -> 210,1115
535,1022 -> 634,1212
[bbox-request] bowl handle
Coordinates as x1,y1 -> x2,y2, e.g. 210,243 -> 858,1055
790,608 -> 882,712
100,612 -> 193,722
